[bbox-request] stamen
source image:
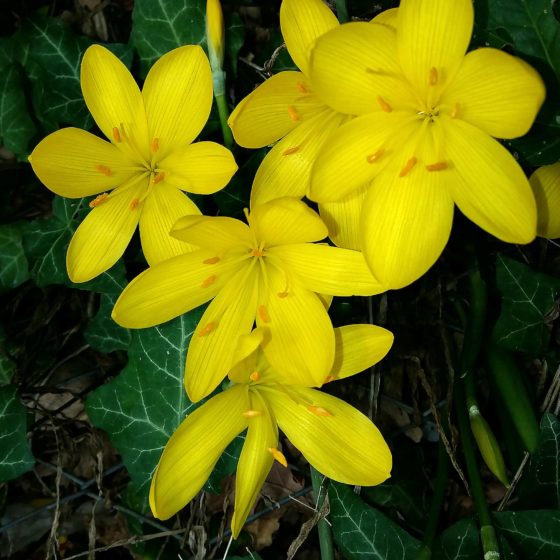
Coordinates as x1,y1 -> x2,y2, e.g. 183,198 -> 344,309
112,127 -> 122,143
277,291 -> 289,299
429,67 -> 438,86
249,371 -> 261,382
308,405 -> 332,417
258,304 -> 270,323
89,193 -> 109,208
268,447 -> 288,467
198,321 -> 217,337
151,137 -> 159,153
129,198 -> 140,210
323,374 -> 337,384
426,161 -> 448,172
201,275 -> 217,287
95,164 -> 112,176
242,410 -> 262,418
152,172 -> 165,184
450,102 -> 460,119
296,81 -> 309,94
203,256 -> 220,265
399,157 -> 418,177
366,149 -> 385,164
376,95 -> 392,113
282,146 -> 300,156
287,106 -> 301,122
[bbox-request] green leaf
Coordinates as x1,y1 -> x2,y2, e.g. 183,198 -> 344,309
493,254 -> 560,355
86,311 -> 204,510
225,12 -> 245,76
205,433 -> 245,493
0,385 -> 35,482
131,0 -> 206,79
329,482 -> 420,559
0,224 -> 29,293
84,293 -> 131,353
0,63 -> 36,156
0,325 -> 15,386
433,517 -> 480,560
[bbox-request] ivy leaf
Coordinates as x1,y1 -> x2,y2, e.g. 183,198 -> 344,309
84,293 -> 131,353
433,517 -> 480,560
131,0 -> 206,79
0,224 -> 29,293
493,254 -> 560,355
0,325 -> 15,386
329,482 -> 420,559
225,12 -> 245,76
0,385 -> 35,482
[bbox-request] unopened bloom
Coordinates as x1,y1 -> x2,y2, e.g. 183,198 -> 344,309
112,197 -> 383,401
149,325 -> 394,536
206,0 -> 225,73
309,0 -> 545,288
529,163 -> 560,238
29,45 -> 237,282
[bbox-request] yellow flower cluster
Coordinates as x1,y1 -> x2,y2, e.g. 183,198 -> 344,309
28,0 -> 550,540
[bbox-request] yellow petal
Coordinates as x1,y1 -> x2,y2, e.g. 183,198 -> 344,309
258,265 -> 334,386
397,0 -> 473,99
266,385 -> 391,485
111,249 -> 242,328
371,7 -> 398,28
232,391 -> 277,537
530,163 -> 560,238
139,184 -> 200,265
29,128 -> 136,198
80,45 -> 150,162
228,72 -> 325,148
250,109 -> 348,206
185,264 -> 259,402
249,198 -> 327,246
269,243 -> 384,296
441,116 -> 536,243
309,22 -> 410,115
160,141 -> 238,195
441,48 -> 545,139
150,385 -> 248,520
228,329 -> 266,384
171,215 -> 252,251
142,45 -> 212,158
67,178 -> 148,283
309,112 -> 415,203
331,325 -> 394,381
319,186 -> 367,250
279,0 -> 339,76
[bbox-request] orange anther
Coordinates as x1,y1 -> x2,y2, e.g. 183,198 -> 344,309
95,164 -> 112,176
282,146 -> 300,156
258,304 -> 270,323
426,161 -> 448,172
296,81 -> 309,94
151,137 -> 159,153
376,95 -> 392,113
249,371 -> 261,382
89,193 -> 109,208
399,157 -> 418,177
242,410 -> 262,418
130,198 -> 140,210
450,102 -> 460,119
429,67 -> 438,86
268,447 -> 288,467
203,256 -> 220,265
366,149 -> 385,164
201,275 -> 217,288
287,106 -> 301,122
277,291 -> 289,299
308,405 -> 332,417
112,127 -> 122,143
152,172 -> 165,184
198,321 -> 217,337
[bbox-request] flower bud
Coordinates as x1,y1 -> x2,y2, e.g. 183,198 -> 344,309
206,0 -> 224,72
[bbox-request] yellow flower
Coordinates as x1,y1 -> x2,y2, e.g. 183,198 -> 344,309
29,45 -> 237,283
112,197 -> 384,402
529,162 -> 560,239
149,325 -> 394,537
308,0 -> 545,289
206,0 -> 225,72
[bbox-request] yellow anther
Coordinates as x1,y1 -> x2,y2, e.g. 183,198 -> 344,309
323,374 -> 337,384
198,321 -> 217,337
201,275 -> 217,288
203,256 -> 220,265
282,146 -> 300,156
130,198 -> 140,210
277,291 -> 289,299
429,67 -> 438,86
308,405 -> 332,417
258,304 -> 270,323
251,248 -> 264,258
151,137 -> 159,153
399,157 -> 418,177
296,81 -> 309,94
426,161 -> 448,172
249,370 -> 261,382
112,127 -> 122,143
287,105 -> 301,122
152,172 -> 165,184
366,149 -> 385,164
95,164 -> 112,176
242,410 -> 262,418
376,95 -> 392,113
268,447 -> 288,467
450,102 -> 460,119
89,193 -> 109,208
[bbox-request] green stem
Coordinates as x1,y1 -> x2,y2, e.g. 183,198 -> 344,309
310,467 -> 335,560
215,92 -> 234,150
335,0 -> 349,23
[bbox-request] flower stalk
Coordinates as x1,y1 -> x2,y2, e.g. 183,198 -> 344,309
334,0 -> 349,23
310,466 -> 335,560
